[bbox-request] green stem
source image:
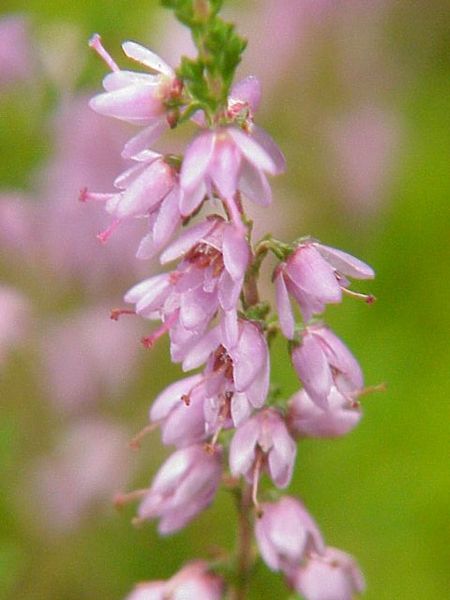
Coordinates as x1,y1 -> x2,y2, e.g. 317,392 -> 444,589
232,483 -> 253,600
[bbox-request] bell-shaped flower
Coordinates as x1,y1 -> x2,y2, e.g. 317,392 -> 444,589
229,408 -> 296,489
255,496 -> 325,575
291,324 -> 364,409
149,374 -> 206,448
181,318 -> 271,426
179,124 -> 285,230
287,387 -> 362,438
89,35 -> 179,157
126,561 -> 224,600
291,547 -> 365,600
275,241 -> 374,337
81,154 -> 181,250
125,217 -> 249,353
138,444 -> 222,534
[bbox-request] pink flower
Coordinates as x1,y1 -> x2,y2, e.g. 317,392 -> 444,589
229,408 -> 296,488
291,547 -> 365,600
138,444 -> 222,534
150,374 -> 206,448
255,496 -> 325,574
179,125 -> 285,229
89,35 -> 179,157
125,217 -> 249,352
81,154 -> 181,250
181,319 -> 270,425
126,561 -> 223,600
291,324 -> 364,409
275,241 -> 374,336
287,387 -> 362,438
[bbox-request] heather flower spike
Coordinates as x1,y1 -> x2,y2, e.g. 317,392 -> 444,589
85,1 -> 378,596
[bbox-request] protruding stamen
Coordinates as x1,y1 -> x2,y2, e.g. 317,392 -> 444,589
97,219 -> 121,244
113,488 -> 147,509
141,313 -> 178,349
79,188 -> 115,203
252,451 -> 264,516
342,287 -> 376,304
110,308 -> 136,321
204,424 -> 223,454
89,33 -> 120,72
129,422 -> 159,450
356,382 -> 387,398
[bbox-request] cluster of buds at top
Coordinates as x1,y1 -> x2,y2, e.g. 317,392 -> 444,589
85,8 -> 376,596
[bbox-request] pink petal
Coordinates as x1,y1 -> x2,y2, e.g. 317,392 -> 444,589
229,418 -> 260,478
209,137 -> 241,198
268,425 -> 296,488
102,70 -> 156,91
152,188 -> 181,247
314,327 -> 364,391
89,84 -> 164,121
160,219 -> 217,264
122,122 -> 168,160
182,327 -> 221,371
231,322 -> 267,391
180,287 -> 217,330
292,334 -> 333,408
239,161 -> 272,206
230,392 -> 252,426
179,181 -> 207,216
275,271 -> 295,339
124,273 -> 169,304
122,41 -> 174,77
222,224 -> 249,281
113,161 -> 151,190
221,308 -> 239,348
150,374 -> 202,421
244,354 -> 270,408
230,76 -> 261,113
286,245 -> 342,303
315,243 -> 375,279
227,127 -> 277,175
218,272 -> 242,312
114,161 -> 174,218
251,125 -> 286,174
180,131 -> 215,192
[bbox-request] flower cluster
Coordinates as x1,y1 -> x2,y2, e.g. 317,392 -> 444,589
86,3 -> 376,597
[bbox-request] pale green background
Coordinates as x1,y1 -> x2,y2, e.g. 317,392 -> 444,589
1,1 -> 449,598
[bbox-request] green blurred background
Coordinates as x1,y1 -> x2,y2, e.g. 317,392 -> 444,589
0,1 -> 449,599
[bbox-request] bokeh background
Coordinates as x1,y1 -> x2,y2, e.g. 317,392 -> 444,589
1,1 -> 449,598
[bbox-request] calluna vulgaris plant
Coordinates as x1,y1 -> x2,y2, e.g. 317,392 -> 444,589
84,1 -> 380,598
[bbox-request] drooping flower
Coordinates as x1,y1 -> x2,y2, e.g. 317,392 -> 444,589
89,35 -> 180,157
255,496 -> 325,575
179,124 -> 285,230
229,408 -> 296,490
287,387 -> 362,438
126,561 -> 224,600
291,324 -> 364,408
290,546 -> 365,600
137,444 -> 222,534
275,241 -> 374,336
80,153 -> 180,249
181,318 -> 271,426
125,217 -> 249,352
149,374 -> 206,448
